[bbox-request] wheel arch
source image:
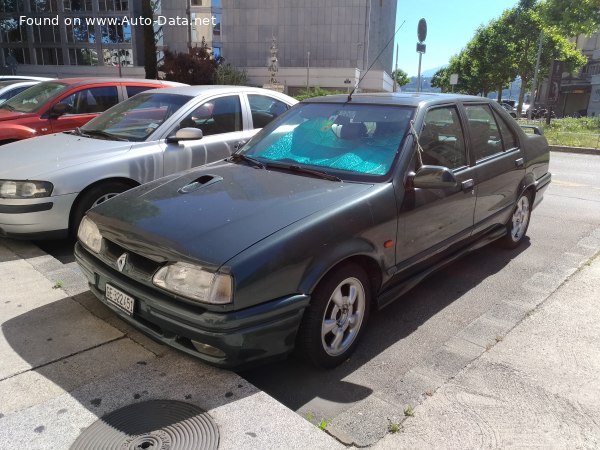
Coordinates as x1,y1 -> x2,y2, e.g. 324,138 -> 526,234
69,176 -> 140,232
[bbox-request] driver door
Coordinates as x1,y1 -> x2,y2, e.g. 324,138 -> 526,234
162,94 -> 258,175
397,104 -> 477,267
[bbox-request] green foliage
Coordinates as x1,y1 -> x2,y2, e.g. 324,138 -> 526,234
404,405 -> 415,417
392,69 -> 410,88
318,419 -> 329,430
538,0 -> 600,36
159,38 -> 220,85
52,280 -> 64,289
388,420 -> 401,433
294,87 -> 345,101
533,116 -> 600,148
214,64 -> 248,85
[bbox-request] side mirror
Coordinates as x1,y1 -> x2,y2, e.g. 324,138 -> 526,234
412,165 -> 458,189
166,127 -> 203,143
49,102 -> 69,118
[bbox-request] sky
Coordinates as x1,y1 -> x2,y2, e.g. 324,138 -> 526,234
394,0 -> 519,76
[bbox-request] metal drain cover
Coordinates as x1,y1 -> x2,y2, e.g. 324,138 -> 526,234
70,400 -> 219,450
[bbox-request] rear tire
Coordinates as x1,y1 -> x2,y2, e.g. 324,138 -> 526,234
498,191 -> 532,249
296,263 -> 371,369
70,181 -> 130,236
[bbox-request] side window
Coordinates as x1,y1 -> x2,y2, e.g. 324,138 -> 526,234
58,86 -> 119,114
420,106 -> 467,169
177,95 -> 242,136
464,104 -> 503,161
126,85 -> 154,98
248,94 -> 289,129
492,110 -> 519,150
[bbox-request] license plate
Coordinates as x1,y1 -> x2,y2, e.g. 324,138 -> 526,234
105,283 -> 135,315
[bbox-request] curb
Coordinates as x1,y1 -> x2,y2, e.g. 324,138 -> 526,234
549,145 -> 599,155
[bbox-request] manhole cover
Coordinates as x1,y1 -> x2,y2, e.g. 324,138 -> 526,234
70,400 -> 219,450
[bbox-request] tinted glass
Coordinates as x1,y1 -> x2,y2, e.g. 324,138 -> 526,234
126,85 -> 154,97
82,92 -> 192,141
0,81 -> 66,113
464,104 -> 503,161
493,110 -> 519,150
176,95 -> 242,136
248,94 -> 289,129
0,85 -> 30,103
420,106 -> 467,169
241,103 -> 414,180
58,86 -> 118,114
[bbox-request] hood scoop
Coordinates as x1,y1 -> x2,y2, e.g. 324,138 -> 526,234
178,174 -> 223,194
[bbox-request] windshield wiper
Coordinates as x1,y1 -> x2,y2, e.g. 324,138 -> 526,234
228,153 -> 265,169
82,129 -> 129,141
266,162 -> 341,182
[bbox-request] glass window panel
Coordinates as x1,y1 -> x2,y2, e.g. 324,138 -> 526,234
420,106 -> 467,169
464,104 -> 503,161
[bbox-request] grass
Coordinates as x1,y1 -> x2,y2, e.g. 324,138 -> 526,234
404,404 -> 415,417
518,116 -> 600,148
52,280 -> 64,289
318,419 -> 329,430
388,420 -> 401,433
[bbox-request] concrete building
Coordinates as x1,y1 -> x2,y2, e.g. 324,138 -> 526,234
2,0 -> 397,93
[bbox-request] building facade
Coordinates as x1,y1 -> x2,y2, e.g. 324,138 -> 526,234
2,0 -> 397,92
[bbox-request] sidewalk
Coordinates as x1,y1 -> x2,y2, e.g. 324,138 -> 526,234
375,252 -> 600,449
0,239 -> 343,450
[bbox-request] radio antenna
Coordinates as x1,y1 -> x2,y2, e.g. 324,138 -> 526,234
347,19 -> 406,102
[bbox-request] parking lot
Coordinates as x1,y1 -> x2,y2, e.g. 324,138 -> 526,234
2,151 -> 599,448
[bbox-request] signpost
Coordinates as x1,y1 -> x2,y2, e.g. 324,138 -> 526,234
450,73 -> 458,92
416,18 -> 427,93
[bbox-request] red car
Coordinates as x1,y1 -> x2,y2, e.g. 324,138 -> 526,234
0,78 -> 183,145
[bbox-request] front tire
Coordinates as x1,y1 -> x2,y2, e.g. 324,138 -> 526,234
70,181 -> 131,236
297,264 -> 371,368
499,191 -> 532,249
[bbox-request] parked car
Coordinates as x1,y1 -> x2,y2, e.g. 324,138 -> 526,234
0,77 -> 183,145
0,80 -> 40,105
0,76 -> 54,82
74,93 -> 551,369
0,85 -> 297,239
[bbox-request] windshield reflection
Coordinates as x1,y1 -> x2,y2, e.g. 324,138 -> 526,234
0,82 -> 66,113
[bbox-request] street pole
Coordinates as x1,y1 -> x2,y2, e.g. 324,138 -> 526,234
528,30 -> 544,120
416,52 -> 423,93
394,43 -> 398,92
306,51 -> 310,95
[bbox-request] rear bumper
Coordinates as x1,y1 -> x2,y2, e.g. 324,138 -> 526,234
75,242 -> 310,369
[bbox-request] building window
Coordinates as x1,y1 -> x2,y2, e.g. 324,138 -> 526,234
101,22 -> 132,44
212,0 -> 221,7
30,0 -> 58,12
212,46 -> 221,59
1,0 -> 25,12
63,0 -> 93,11
66,23 -> 95,43
213,13 -> 221,36
35,47 -> 63,65
102,48 -> 133,67
69,48 -> 98,65
191,0 -> 202,5
98,0 -> 128,11
1,21 -> 27,43
32,25 -> 60,43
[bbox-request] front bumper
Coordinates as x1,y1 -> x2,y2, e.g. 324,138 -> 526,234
75,242 -> 310,369
0,193 -> 77,239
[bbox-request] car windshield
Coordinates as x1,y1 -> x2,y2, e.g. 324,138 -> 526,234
0,81 -> 66,113
240,102 -> 414,181
80,92 -> 193,142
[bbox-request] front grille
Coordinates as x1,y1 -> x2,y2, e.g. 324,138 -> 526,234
102,238 -> 161,283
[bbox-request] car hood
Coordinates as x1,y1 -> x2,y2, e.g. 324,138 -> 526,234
0,108 -> 36,122
90,161 -> 374,268
0,132 -> 132,179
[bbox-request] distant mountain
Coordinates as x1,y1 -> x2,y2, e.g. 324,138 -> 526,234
420,66 -> 444,77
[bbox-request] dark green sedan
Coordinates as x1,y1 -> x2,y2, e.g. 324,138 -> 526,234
75,93 -> 551,369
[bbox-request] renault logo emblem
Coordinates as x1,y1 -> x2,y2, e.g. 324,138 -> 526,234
117,253 -> 128,272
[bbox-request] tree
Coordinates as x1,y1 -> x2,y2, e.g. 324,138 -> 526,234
159,38 -> 220,85
391,69 -> 410,88
214,64 -> 248,85
142,0 -> 157,79
538,0 -> 600,36
430,67 -> 450,92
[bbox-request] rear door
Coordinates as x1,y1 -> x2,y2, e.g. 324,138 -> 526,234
398,104 -> 477,265
462,103 -> 525,234
50,85 -> 119,133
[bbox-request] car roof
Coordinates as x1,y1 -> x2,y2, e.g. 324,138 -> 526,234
0,76 -> 53,82
303,92 -> 491,107
39,78 -> 185,88
0,80 -> 37,89
152,85 -> 297,100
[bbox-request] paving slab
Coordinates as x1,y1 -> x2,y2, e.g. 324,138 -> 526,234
0,239 -> 343,449
374,254 -> 600,449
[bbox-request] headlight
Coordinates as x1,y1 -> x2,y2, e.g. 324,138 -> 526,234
0,180 -> 53,198
153,262 -> 233,305
78,216 -> 102,254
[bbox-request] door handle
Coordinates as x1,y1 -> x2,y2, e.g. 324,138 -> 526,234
515,158 -> 524,168
461,179 -> 475,192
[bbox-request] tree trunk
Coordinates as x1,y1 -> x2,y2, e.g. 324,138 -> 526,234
497,83 -> 503,102
142,0 -> 157,79
517,78 -> 528,117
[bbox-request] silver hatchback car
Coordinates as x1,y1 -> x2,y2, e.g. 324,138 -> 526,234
0,85 -> 297,239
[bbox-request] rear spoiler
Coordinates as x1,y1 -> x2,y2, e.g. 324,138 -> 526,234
520,125 -> 543,136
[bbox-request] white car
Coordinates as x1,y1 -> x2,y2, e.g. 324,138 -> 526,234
0,76 -> 54,82
0,80 -> 39,105
0,85 -> 297,239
